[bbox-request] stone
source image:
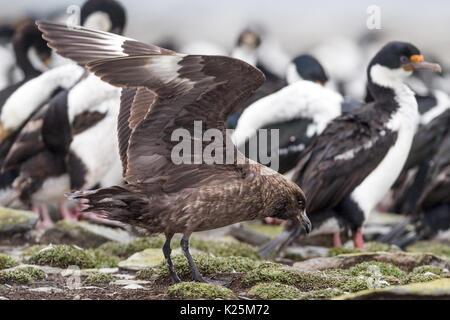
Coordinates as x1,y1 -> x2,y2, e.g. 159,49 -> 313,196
0,207 -> 38,241
293,252 -> 450,272
118,248 -> 165,271
39,220 -> 134,248
122,283 -> 145,290
112,279 -> 150,286
337,278 -> 450,299
29,286 -> 63,293
81,267 -> 119,276
284,246 -> 329,260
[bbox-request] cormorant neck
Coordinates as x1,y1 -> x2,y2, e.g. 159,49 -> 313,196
285,63 -> 303,84
367,64 -> 412,103
15,45 -> 41,78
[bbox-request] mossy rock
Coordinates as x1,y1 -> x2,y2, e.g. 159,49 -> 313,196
243,266 -> 337,291
244,264 -> 371,293
87,249 -> 119,268
189,238 -> 259,260
27,245 -> 95,268
0,267 -> 45,284
136,268 -> 154,280
248,282 -> 304,300
244,223 -> 284,238
301,288 -> 344,300
363,242 -> 393,253
155,254 -> 258,281
0,254 -> 18,270
118,248 -> 166,271
327,247 -> 360,257
98,237 -> 166,258
40,220 -> 134,249
167,282 -> 235,300
84,273 -> 115,285
348,262 -> 407,279
0,207 -> 38,235
294,251 -> 450,272
17,266 -> 46,280
407,242 -> 450,258
405,272 -> 441,284
411,265 -> 448,276
336,278 -> 450,299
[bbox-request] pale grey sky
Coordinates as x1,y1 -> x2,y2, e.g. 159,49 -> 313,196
1,1 -> 449,61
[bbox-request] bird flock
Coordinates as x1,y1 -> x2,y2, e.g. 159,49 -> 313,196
0,0 -> 449,283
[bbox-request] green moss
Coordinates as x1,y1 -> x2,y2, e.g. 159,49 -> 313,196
136,268 -> 154,280
84,273 -> 115,285
407,242 -> 450,258
243,266 -> 336,291
0,269 -> 34,284
301,288 -> 344,300
348,262 -> 407,279
167,282 -> 234,300
155,255 -> 258,281
411,265 -> 447,276
244,265 -> 369,293
327,247 -> 360,257
17,266 -> 46,280
338,277 -> 371,292
28,245 -> 95,268
0,254 -> 18,270
364,242 -> 392,252
405,273 -> 441,284
248,282 -> 304,300
0,207 -> 37,228
189,238 -> 259,260
87,249 -> 119,268
98,237 -> 167,258
0,266 -> 45,284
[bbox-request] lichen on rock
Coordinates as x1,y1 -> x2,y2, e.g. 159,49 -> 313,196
167,282 -> 235,300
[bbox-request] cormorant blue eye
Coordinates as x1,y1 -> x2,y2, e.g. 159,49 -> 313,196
400,56 -> 409,64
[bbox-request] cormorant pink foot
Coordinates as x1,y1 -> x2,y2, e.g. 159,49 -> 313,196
333,232 -> 342,247
353,228 -> 364,249
34,204 -> 54,230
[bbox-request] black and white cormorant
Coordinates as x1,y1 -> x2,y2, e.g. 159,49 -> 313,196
0,0 -> 126,229
259,42 -> 442,256
233,54 -> 342,175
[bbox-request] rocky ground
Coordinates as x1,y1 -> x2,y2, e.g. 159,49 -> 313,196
0,207 -> 449,300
